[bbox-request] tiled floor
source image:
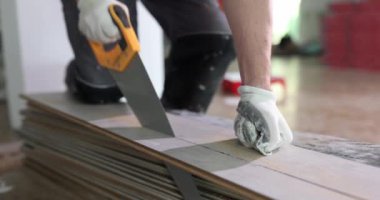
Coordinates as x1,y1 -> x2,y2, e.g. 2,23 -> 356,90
208,56 -> 380,144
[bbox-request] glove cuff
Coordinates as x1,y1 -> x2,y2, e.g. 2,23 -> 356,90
238,85 -> 276,101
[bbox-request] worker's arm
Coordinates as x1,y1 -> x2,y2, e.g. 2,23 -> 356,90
223,1 -> 293,155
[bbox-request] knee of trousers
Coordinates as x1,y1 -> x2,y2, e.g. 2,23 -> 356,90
162,33 -> 236,113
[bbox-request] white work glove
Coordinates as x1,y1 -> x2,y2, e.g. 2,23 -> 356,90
234,86 -> 293,155
77,0 -> 129,43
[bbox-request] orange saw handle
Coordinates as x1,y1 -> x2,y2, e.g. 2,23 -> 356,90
89,5 -> 140,72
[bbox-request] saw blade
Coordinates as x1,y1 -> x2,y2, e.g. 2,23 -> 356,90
110,55 -> 174,136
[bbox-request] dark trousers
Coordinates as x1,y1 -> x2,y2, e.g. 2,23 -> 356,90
61,0 -> 235,112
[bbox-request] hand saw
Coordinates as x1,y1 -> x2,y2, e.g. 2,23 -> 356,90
88,5 -> 174,136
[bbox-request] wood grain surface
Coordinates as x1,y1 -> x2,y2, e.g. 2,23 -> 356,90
16,92 -> 380,200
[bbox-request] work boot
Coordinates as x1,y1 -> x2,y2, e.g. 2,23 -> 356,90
65,60 -> 122,104
162,34 -> 235,113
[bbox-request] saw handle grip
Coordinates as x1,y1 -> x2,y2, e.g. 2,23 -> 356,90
89,4 -> 140,72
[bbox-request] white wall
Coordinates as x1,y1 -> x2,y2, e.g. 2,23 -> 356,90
0,0 -> 164,129
0,6 -> 4,100
137,2 -> 164,97
296,0 -> 354,45
1,0 -> 25,128
272,0 -> 301,44
18,1 -> 72,93
296,0 -> 333,45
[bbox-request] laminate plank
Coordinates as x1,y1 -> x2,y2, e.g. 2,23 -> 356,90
19,93 -> 363,200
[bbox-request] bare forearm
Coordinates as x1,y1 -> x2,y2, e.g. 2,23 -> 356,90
223,0 -> 272,90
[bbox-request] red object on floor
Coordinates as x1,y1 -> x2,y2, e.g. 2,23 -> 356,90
222,80 -> 240,95
218,0 -> 224,10
271,77 -> 287,90
222,72 -> 286,96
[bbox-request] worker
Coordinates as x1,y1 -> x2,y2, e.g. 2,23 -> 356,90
65,0 -> 293,155
62,0 -> 235,113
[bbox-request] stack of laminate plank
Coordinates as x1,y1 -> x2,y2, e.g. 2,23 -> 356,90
20,101 -> 246,199
20,93 -> 380,200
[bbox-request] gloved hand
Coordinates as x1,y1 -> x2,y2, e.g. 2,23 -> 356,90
77,0 -> 129,43
234,86 -> 293,155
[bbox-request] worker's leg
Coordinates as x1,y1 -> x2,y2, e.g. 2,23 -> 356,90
142,0 -> 236,113
163,35 -> 235,113
61,0 -> 137,103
